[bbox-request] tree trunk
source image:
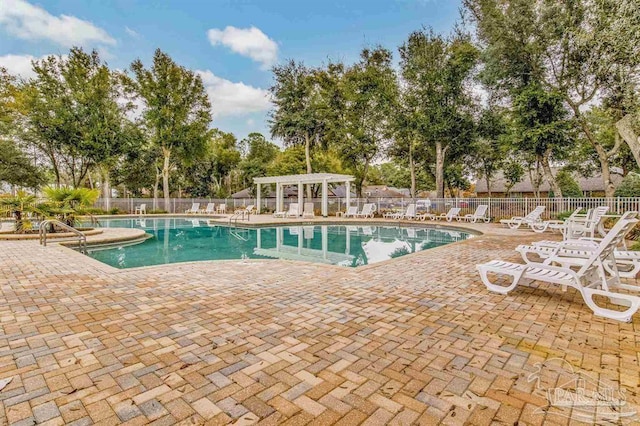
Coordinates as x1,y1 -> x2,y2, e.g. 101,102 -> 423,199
409,143 -> 416,199
435,142 -> 445,198
153,167 -> 160,211
304,132 -> 312,199
162,147 -> 171,212
569,102 -> 619,198
616,114 -> 640,169
485,176 -> 492,197
540,150 -> 562,198
593,141 -> 616,197
100,165 -> 110,211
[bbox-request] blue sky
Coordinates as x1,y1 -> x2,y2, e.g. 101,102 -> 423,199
0,0 -> 462,142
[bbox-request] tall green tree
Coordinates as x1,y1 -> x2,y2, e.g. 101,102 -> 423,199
127,49 -> 212,209
239,132 -> 279,187
0,68 -> 45,188
269,60 -> 324,189
398,29 -> 478,198
512,85 -> 573,197
336,47 -> 398,196
21,48 -> 130,194
469,103 -> 507,197
465,0 -> 640,196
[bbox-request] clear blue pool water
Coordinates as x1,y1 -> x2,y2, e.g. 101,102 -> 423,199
86,218 -> 472,269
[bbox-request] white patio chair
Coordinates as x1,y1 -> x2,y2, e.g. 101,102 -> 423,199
217,204 -> 227,214
185,203 -> 200,214
340,206 -> 359,218
286,203 -> 300,218
401,204 -> 417,220
461,205 -> 489,223
302,202 -> 315,219
201,203 -> 215,214
356,203 -> 376,218
499,205 -> 545,229
134,203 -> 146,215
477,214 -> 640,322
435,207 -> 461,222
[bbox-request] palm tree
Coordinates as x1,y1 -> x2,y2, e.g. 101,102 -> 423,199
0,191 -> 45,233
43,187 -> 100,226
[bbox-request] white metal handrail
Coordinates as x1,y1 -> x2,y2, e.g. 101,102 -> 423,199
228,210 -> 250,226
39,219 -> 87,253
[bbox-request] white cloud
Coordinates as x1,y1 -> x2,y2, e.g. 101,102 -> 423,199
0,0 -> 115,47
125,26 -> 139,38
196,70 -> 271,117
207,26 -> 277,69
0,53 -> 48,79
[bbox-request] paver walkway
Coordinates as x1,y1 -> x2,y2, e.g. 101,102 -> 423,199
1,223 -> 639,425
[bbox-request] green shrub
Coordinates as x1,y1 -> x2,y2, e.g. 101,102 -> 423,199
614,172 -> 640,197
556,170 -> 583,198
148,209 -> 168,214
108,207 -> 123,215
77,207 -> 108,215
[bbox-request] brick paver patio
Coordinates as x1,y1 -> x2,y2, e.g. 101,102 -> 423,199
0,220 -> 639,425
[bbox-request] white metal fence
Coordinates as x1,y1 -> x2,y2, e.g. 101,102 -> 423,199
94,197 -> 640,220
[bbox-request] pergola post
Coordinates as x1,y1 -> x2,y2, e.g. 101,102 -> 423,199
322,180 -> 328,217
256,183 -> 261,214
275,183 -> 281,212
298,181 -> 303,217
345,181 -> 351,208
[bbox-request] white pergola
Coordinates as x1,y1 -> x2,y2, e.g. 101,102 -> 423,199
253,173 -> 355,217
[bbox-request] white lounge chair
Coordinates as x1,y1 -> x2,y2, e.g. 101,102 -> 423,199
356,203 -> 376,218
499,206 -> 545,229
530,206 -> 583,233
416,211 -> 436,221
565,206 -> 609,239
383,209 -> 402,219
273,203 -> 293,218
384,204 -> 416,220
134,203 -> 146,215
185,203 -> 200,214
201,203 -> 215,214
461,205 -> 489,223
302,203 -> 315,219
517,212 -> 640,279
286,203 -> 300,218
435,207 -> 461,222
340,206 -> 359,218
477,214 -> 640,322
217,204 -> 227,214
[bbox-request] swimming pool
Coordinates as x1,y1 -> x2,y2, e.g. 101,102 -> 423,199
86,218 -> 472,269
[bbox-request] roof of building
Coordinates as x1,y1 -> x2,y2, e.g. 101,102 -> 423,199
475,169 -> 623,193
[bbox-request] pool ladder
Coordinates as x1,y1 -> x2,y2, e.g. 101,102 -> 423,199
39,219 -> 87,253
228,210 -> 250,226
